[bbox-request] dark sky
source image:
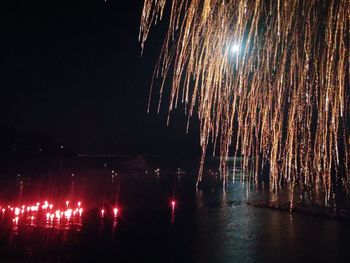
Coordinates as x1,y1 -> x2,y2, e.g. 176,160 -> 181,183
0,0 -> 200,156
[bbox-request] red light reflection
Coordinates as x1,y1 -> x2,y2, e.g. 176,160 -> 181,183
113,208 -> 118,217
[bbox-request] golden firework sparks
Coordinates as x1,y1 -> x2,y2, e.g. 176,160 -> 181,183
140,0 -> 350,206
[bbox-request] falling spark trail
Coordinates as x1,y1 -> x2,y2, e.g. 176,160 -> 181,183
140,0 -> 350,205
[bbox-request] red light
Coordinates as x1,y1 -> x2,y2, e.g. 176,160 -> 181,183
65,209 -> 72,219
55,210 -> 61,218
101,209 -> 105,217
77,201 -> 81,207
171,200 -> 176,211
14,207 -> 20,216
113,208 -> 118,217
66,200 -> 69,207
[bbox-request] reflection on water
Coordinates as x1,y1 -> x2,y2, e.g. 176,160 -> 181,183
0,167 -> 349,262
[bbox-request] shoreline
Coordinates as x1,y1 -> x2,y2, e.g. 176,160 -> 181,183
247,200 -> 350,221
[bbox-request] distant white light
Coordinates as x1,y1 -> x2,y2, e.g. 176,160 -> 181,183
231,44 -> 240,53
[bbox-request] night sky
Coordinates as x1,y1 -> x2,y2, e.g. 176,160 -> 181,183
1,0 -> 200,156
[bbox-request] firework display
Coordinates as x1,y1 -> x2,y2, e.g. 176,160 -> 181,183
140,0 -> 350,204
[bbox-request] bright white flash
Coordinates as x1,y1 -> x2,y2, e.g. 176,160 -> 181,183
231,44 -> 240,53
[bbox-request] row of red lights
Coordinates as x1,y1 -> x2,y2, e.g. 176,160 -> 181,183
1,200 -> 176,225
1,200 -> 83,224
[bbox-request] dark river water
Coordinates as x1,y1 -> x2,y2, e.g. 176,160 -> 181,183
0,159 -> 349,262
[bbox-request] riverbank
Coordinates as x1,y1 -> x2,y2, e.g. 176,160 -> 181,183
248,200 -> 350,221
